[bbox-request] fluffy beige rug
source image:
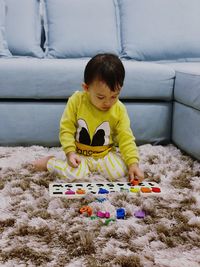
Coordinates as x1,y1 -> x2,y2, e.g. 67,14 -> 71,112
0,144 -> 200,267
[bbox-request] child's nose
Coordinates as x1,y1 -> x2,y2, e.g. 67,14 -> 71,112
104,100 -> 111,107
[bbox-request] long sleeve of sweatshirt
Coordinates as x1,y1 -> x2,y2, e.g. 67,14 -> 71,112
59,93 -> 79,154
114,103 -> 139,166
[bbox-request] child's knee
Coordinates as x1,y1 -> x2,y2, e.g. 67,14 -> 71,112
101,153 -> 128,179
47,158 -> 89,179
32,155 -> 54,171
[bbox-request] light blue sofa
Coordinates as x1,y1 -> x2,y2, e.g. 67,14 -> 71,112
0,0 -> 199,161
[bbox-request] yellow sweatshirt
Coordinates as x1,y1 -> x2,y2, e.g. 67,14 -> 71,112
60,91 -> 139,166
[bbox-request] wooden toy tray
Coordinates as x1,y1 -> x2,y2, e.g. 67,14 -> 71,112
49,181 -> 161,198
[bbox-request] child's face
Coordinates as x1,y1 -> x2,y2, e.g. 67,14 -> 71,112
82,80 -> 121,111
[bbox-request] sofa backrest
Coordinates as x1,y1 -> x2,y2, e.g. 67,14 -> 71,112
5,0 -> 44,58
1,0 -> 200,61
118,0 -> 200,61
42,0 -> 121,58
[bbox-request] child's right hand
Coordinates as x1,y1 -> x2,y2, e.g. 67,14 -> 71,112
67,152 -> 81,168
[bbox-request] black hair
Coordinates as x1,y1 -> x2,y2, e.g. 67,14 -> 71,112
84,53 -> 125,92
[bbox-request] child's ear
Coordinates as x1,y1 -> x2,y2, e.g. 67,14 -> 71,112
82,82 -> 89,91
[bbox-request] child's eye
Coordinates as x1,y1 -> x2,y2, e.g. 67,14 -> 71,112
112,96 -> 117,99
97,96 -> 104,100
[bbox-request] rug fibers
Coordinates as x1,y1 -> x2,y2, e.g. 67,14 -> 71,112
0,144 -> 200,267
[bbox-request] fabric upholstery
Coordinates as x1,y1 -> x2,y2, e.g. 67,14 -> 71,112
122,60 -> 175,100
0,58 -> 174,100
172,102 -> 200,160
0,0 -> 11,57
118,0 -> 200,61
5,0 -> 44,57
0,102 -> 63,146
126,102 -> 172,145
43,0 -> 120,58
0,101 -> 171,146
166,62 -> 200,111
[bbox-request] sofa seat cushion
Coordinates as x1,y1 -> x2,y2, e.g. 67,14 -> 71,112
0,58 -> 175,100
122,60 -> 175,100
0,58 -> 87,99
167,62 -> 200,111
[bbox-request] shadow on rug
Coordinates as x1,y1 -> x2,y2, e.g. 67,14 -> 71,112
0,144 -> 200,267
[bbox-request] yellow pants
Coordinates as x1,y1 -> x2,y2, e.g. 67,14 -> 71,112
47,151 -> 128,181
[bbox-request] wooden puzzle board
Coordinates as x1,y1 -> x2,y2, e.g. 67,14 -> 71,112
49,181 -> 162,198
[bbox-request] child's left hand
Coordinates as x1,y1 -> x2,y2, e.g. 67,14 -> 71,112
128,163 -> 144,183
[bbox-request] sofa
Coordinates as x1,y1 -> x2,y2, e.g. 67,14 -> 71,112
0,0 -> 199,161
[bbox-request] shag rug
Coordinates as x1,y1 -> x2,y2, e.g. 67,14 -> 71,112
0,144 -> 200,267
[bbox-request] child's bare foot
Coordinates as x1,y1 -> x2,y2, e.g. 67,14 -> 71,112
32,156 -> 54,171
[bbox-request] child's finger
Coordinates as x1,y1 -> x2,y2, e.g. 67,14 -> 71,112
69,158 -> 79,168
129,173 -> 134,181
137,175 -> 144,183
74,157 -> 81,166
138,171 -> 144,181
75,160 -> 80,166
76,156 -> 81,164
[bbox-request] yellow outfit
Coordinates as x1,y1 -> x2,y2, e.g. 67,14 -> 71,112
47,91 -> 139,180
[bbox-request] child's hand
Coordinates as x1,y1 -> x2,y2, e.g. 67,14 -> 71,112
128,163 -> 144,183
67,152 -> 81,168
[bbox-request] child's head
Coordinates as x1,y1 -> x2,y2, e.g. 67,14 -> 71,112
82,53 -> 125,111
84,53 -> 125,91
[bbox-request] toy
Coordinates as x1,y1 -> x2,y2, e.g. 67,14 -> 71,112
97,211 -> 110,218
130,187 -> 140,193
141,187 -> 152,193
152,187 -> 161,193
116,208 -> 125,219
65,189 -> 75,195
76,189 -> 86,194
98,188 -> 109,194
90,215 -> 98,220
96,197 -> 107,202
90,216 -> 115,225
120,188 -> 129,192
49,181 -> 161,198
79,206 -> 93,216
104,218 -> 115,225
134,210 -> 146,218
131,179 -> 139,186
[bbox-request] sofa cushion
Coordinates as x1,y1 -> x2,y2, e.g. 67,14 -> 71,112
118,0 -> 200,61
172,102 -> 200,160
126,102 -> 172,145
43,0 -> 120,58
0,0 -> 11,57
0,58 -> 87,99
0,101 -> 172,145
0,102 -> 63,146
121,60 -> 175,100
5,0 -> 44,57
167,62 -> 200,111
0,58 -> 175,100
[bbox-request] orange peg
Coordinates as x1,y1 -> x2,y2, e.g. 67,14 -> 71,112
79,206 -> 93,216
141,187 -> 152,193
76,189 -> 86,194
